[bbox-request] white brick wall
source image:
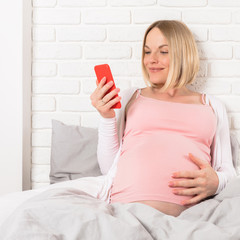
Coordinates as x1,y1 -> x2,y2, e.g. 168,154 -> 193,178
31,0 -> 240,188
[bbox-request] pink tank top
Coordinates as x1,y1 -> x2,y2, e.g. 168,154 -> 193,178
110,90 -> 217,205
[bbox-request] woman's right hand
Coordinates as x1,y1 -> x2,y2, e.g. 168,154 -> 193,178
90,77 -> 121,118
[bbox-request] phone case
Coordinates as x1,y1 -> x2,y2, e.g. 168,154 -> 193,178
94,64 -> 121,109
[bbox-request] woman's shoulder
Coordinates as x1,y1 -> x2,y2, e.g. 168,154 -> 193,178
205,93 -> 225,107
120,87 -> 138,99
205,93 -> 228,117
115,87 -> 139,117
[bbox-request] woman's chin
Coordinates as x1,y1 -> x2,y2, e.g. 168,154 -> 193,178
149,80 -> 165,87
148,77 -> 166,85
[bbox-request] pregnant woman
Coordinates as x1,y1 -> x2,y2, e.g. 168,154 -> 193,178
91,20 -> 236,216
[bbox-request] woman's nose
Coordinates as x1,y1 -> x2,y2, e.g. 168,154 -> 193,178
149,52 -> 158,63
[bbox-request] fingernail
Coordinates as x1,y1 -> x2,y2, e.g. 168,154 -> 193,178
168,181 -> 173,186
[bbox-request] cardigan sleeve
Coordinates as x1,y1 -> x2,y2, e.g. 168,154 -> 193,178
97,116 -> 120,175
96,88 -> 137,176
211,99 -> 237,194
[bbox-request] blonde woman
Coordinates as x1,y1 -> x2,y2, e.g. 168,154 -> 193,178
91,20 -> 236,217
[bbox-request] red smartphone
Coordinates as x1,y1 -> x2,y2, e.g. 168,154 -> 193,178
94,64 -> 121,109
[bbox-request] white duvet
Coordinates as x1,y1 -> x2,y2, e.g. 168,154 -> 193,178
0,175 -> 105,227
0,175 -> 240,239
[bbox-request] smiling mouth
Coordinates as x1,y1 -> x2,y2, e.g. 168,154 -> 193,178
149,68 -> 164,72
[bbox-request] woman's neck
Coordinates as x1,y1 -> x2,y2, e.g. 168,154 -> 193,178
150,86 -> 189,98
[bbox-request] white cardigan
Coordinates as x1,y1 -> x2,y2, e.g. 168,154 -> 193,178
97,88 -> 237,202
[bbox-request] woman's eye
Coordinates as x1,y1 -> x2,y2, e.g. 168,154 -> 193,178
161,51 -> 168,54
144,51 -> 151,54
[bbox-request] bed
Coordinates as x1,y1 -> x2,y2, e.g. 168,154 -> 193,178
0,120 -> 239,239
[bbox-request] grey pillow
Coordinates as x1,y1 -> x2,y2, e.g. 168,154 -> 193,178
49,120 -> 102,184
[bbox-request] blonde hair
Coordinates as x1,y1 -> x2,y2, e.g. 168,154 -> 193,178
141,20 -> 199,92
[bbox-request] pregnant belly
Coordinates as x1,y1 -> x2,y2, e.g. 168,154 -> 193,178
111,132 -> 210,205
135,200 -> 188,217
120,132 -> 209,175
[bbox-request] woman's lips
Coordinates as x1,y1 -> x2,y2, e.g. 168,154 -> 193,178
149,67 -> 164,73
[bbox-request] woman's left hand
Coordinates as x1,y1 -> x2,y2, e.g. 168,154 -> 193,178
168,153 -> 219,206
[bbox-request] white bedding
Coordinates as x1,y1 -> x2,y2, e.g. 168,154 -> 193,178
0,176 -> 240,239
0,175 -> 105,227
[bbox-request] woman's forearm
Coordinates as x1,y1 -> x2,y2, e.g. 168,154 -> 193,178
97,116 -> 120,175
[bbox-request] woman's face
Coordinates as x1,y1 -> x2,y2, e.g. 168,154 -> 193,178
143,27 -> 170,86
